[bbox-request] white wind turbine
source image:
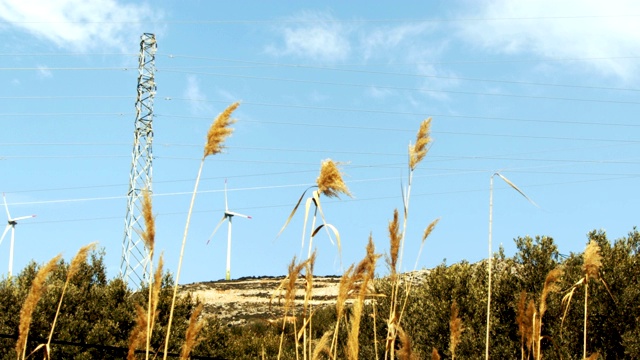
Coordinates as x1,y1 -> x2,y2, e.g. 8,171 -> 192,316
206,180 -> 251,281
1,193 -> 36,277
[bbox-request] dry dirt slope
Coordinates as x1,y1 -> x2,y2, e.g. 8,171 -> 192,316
179,271 -> 430,327
180,276 -> 343,326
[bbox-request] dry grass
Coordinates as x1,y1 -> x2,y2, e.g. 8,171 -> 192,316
311,330 -> 333,360
385,119 -> 434,360
180,303 -> 205,360
203,101 -> 239,158
316,159 -> 351,198
516,291 -> 534,360
408,118 -> 432,171
128,305 -> 148,360
533,267 -> 563,360
141,189 -> 155,254
142,188 -> 156,360
396,326 -> 416,360
46,243 -> 97,357
386,209 -> 401,277
164,102 -> 239,360
346,236 -> 379,360
274,256 -> 312,360
16,254 -> 61,359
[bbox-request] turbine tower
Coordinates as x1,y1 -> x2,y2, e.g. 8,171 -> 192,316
121,33 -> 157,287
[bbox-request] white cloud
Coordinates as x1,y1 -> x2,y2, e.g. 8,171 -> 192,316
266,12 -> 350,62
183,75 -> 213,116
0,0 -> 162,51
456,0 -> 640,82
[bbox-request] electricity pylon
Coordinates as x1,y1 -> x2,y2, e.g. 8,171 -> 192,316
121,33 -> 157,288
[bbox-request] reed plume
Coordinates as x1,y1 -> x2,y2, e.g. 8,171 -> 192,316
316,159 -> 351,198
408,118 -> 431,171
534,267 -> 563,360
386,118 -> 434,360
128,305 -> 148,360
46,243 -> 97,356
386,209 -> 401,277
180,303 -> 205,360
516,291 -> 534,360
141,189 -> 155,254
582,240 -> 602,359
396,326 -> 416,360
449,301 -> 463,360
17,254 -> 61,359
164,102 -> 239,359
203,101 -> 239,157
141,188 -> 156,360
274,256 -> 311,360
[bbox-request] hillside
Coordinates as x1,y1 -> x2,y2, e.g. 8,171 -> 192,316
180,275 -> 344,326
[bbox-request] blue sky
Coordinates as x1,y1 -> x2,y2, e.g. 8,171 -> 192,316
1,0 -> 640,285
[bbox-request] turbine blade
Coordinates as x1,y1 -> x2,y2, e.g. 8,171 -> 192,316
206,216 -> 227,245
2,193 -> 11,220
12,215 -> 36,222
495,173 -> 539,208
0,225 -> 10,247
226,211 -> 251,219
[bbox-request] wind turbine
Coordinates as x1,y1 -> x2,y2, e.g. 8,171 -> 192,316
206,180 -> 251,281
1,193 -> 36,277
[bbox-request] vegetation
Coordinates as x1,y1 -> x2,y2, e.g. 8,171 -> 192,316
2,104 -> 639,359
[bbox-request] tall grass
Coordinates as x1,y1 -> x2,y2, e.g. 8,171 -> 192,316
45,242 -> 96,358
163,102 -> 239,359
385,118 -> 433,360
16,254 -> 61,359
561,240 -> 611,360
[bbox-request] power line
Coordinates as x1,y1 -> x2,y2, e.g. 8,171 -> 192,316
166,82 -> 640,105
163,53 -> 640,67
8,64 -> 638,92
20,174 -> 640,226
0,95 -> 133,100
159,66 -> 640,93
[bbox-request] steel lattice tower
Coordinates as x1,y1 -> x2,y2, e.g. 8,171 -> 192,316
121,33 -> 157,287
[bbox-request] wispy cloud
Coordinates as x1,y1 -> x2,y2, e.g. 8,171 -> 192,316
0,0 -> 162,52
357,22 -> 456,101
266,11 -> 351,62
359,23 -> 436,60
456,0 -> 640,82
183,75 -> 213,116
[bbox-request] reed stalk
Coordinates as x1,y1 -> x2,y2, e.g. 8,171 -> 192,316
17,254 -> 61,360
582,240 -> 602,359
163,102 -> 238,359
46,243 -> 96,358
385,118 -> 432,360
